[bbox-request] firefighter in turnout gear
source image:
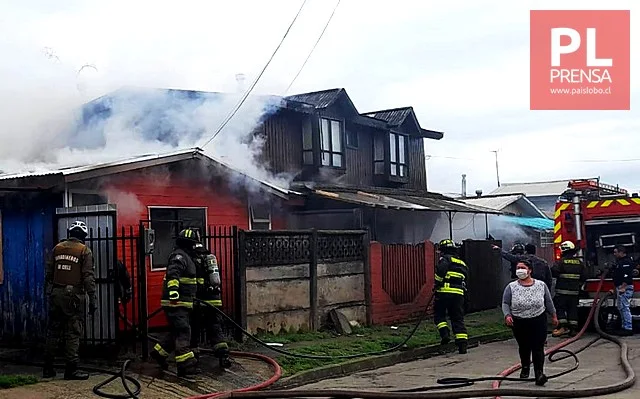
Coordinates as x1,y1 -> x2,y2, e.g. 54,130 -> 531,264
551,240 -> 587,337
43,221 -> 96,380
190,241 -> 231,368
433,239 -> 469,354
150,228 -> 200,377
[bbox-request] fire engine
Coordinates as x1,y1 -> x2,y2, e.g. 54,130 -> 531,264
554,178 -> 640,325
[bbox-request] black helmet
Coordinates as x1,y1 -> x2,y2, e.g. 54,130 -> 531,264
176,228 -> 201,249
511,243 -> 525,255
438,239 -> 459,254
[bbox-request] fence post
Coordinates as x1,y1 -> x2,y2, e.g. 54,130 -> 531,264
234,228 -> 247,342
137,222 -> 149,361
362,230 -> 373,326
309,229 -> 319,331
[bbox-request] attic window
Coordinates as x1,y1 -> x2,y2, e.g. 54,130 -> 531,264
249,204 -> 271,230
320,118 -> 343,168
346,128 -> 358,148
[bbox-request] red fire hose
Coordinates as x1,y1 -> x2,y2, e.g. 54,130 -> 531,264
491,273 -> 607,399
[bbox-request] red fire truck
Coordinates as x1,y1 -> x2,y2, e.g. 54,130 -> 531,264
554,178 -> 640,325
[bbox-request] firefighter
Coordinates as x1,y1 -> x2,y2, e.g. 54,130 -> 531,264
190,242 -> 231,367
43,221 -> 96,380
551,240 -> 586,337
150,228 -> 200,377
496,243 -> 525,279
433,239 -> 469,354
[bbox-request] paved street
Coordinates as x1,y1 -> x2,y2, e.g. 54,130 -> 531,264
298,334 -> 640,398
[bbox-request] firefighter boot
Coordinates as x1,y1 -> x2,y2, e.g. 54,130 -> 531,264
439,328 -> 451,345
42,357 -> 56,379
456,340 -> 468,355
214,342 -> 231,368
177,361 -> 199,378
150,349 -> 169,370
64,363 -> 89,380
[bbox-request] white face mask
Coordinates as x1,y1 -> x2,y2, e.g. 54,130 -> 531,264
515,269 -> 529,280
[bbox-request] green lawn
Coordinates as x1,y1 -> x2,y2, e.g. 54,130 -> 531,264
0,374 -> 39,389
240,308 -> 509,376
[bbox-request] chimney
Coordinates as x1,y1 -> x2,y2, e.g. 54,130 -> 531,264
235,73 -> 246,92
475,189 -> 483,197
461,174 -> 467,198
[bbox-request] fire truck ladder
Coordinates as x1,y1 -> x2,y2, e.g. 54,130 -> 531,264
568,178 -> 628,196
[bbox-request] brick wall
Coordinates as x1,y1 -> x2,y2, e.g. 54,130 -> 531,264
369,241 -> 436,325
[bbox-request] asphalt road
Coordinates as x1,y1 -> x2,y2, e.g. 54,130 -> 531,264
297,334 -> 640,399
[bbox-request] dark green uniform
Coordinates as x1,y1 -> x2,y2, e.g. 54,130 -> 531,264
151,248 -> 199,376
434,252 -> 469,353
44,238 -> 96,377
190,247 -> 228,363
551,256 -> 587,334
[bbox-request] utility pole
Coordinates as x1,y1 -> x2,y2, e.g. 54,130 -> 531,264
491,150 -> 500,187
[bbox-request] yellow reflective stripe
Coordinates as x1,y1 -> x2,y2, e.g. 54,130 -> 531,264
554,234 -> 563,244
450,257 -> 466,266
437,287 -> 464,295
197,278 -> 205,285
587,201 -> 599,209
179,277 -> 197,284
617,199 -> 631,206
632,198 -> 640,205
455,333 -> 468,340
559,273 -> 581,279
554,222 -> 561,233
446,271 -> 465,279
559,203 -> 570,211
601,200 -> 613,207
153,343 -> 169,357
175,351 -> 195,363
185,229 -> 194,238
436,322 -> 449,330
204,299 -> 222,306
167,279 -> 179,288
160,300 -> 194,308
554,209 -> 561,219
434,275 -> 444,282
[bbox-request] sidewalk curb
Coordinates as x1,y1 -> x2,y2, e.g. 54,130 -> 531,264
271,330 -> 513,389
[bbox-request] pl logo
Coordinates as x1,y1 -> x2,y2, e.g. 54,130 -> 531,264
550,27 -> 612,84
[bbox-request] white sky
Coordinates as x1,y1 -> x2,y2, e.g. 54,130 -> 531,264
0,0 -> 638,196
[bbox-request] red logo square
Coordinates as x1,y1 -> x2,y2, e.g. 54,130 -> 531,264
530,10 -> 630,110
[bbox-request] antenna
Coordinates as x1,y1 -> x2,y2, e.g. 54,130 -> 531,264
491,150 -> 500,187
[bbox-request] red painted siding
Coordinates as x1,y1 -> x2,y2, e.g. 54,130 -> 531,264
99,169 -> 250,329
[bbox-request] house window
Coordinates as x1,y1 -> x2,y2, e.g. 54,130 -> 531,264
320,118 -> 343,168
149,207 -> 206,271
302,118 -> 313,165
389,132 -> 408,178
373,134 -> 384,175
346,128 -> 358,148
249,203 -> 271,230
68,191 -> 108,206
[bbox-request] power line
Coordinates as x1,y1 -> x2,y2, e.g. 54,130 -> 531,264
426,154 -> 640,164
200,0 -> 308,149
284,0 -> 341,94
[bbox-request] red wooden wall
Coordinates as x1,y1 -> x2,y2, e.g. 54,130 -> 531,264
370,241 -> 436,325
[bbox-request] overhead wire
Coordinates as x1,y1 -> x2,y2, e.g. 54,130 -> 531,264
284,0 -> 341,94
200,0 -> 308,149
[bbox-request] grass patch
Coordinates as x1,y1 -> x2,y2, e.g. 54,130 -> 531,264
0,375 -> 39,389
243,308 -> 509,376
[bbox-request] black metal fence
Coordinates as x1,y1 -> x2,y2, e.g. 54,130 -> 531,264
460,239 -> 503,313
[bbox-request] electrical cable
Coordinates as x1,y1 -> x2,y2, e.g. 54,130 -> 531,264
200,0 -> 307,149
284,0 -> 341,94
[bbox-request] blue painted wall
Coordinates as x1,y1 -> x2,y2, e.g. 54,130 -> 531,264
0,193 -> 61,342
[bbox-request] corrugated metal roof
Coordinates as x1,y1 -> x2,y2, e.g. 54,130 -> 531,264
461,195 -> 522,210
284,89 -> 342,108
311,189 -> 501,214
489,180 -> 578,197
361,107 -> 412,126
498,215 -> 554,231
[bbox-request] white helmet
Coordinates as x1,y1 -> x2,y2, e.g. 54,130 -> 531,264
68,221 -> 88,238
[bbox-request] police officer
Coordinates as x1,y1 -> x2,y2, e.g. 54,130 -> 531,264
43,221 -> 96,380
150,228 -> 200,377
190,242 -> 230,367
551,240 -> 586,337
433,239 -> 469,354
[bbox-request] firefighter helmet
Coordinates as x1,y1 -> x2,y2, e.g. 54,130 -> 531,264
177,228 -> 200,243
511,243 -> 525,254
68,221 -> 88,240
560,240 -> 576,253
438,239 -> 457,249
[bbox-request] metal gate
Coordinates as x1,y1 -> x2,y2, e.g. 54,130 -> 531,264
55,204 -> 118,347
460,239 -> 503,313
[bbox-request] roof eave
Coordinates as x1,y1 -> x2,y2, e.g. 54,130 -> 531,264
420,128 -> 444,140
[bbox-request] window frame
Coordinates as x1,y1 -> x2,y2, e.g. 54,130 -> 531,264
388,131 -> 409,182
345,127 -> 359,149
318,117 -> 345,169
248,202 -> 272,230
148,206 -> 208,272
65,189 -> 108,207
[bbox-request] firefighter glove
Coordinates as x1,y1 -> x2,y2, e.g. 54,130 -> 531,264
169,291 -> 179,301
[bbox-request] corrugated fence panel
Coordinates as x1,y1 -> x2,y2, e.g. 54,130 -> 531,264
381,243 -> 426,305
